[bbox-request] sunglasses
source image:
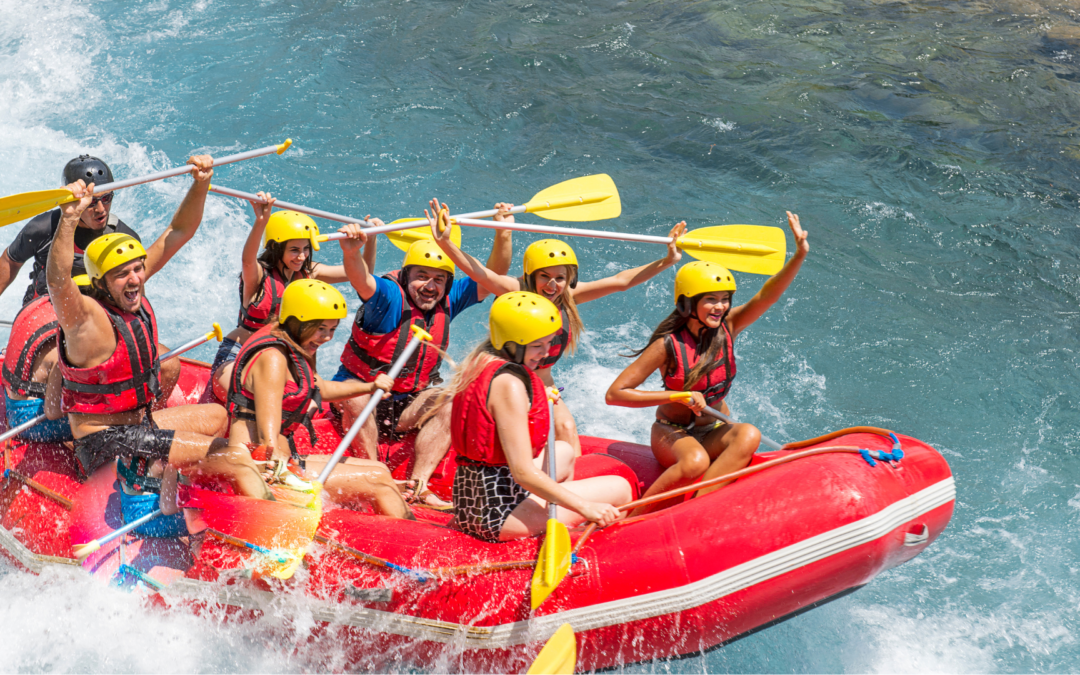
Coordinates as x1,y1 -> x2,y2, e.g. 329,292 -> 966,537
90,193 -> 114,207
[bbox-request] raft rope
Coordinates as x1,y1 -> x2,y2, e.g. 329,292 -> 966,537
571,427 -> 904,554
113,563 -> 165,591
308,428 -> 902,583
1,442 -> 73,510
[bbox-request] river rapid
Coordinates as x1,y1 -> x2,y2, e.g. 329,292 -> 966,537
2,0 -> 1080,671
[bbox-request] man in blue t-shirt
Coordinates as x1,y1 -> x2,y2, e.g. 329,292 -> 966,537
336,211 -> 511,508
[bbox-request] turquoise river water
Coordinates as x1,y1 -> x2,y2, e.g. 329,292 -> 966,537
1,0 -> 1079,671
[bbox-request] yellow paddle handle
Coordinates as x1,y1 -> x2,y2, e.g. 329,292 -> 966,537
207,322 -> 223,343
524,191 -> 611,213
437,207 -> 450,234
547,387 -> 560,402
276,138 -> 293,155
670,392 -> 692,401
409,325 -> 433,342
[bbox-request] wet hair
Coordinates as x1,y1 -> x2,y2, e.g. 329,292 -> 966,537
417,338 -> 519,426
519,269 -> 582,354
89,276 -> 137,307
259,239 -> 315,276
626,292 -> 734,388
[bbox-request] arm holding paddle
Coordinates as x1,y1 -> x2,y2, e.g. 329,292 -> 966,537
314,372 -> 394,403
426,200 -> 521,297
493,376 -> 621,528
311,220 -> 381,284
572,221 -> 685,304
239,191 -> 276,306
45,181 -> 101,339
342,228 -> 378,301
727,212 -> 808,337
144,155 -> 215,279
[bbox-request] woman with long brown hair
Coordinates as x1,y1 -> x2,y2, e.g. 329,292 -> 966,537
224,277 -> 409,517
428,199 -> 684,456
606,212 -> 808,515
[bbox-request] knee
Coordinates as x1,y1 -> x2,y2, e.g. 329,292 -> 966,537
613,476 -> 633,504
735,424 -> 761,457
556,416 -> 577,438
680,450 -> 711,477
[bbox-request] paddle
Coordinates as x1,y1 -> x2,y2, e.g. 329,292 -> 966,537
669,393 -> 784,451
73,508 -> 162,561
0,323 -> 222,446
380,174 -> 621,252
531,393 -> 572,611
526,623 -> 577,675
0,140 -> 293,229
315,324 -> 433,486
452,218 -> 786,276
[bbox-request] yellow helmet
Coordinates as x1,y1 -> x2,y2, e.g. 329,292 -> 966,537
402,239 -> 455,275
72,274 -> 91,288
279,279 -> 348,323
490,291 -> 562,350
265,211 -> 322,251
523,239 -> 578,275
84,233 -> 147,280
674,261 -> 736,305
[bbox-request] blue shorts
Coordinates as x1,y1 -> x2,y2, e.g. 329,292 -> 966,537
119,489 -> 188,538
5,393 -> 73,444
331,363 -> 358,382
210,338 -> 242,377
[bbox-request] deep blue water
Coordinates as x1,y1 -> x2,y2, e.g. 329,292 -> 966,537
2,0 -> 1080,671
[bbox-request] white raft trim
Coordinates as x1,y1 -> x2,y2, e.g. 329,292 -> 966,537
162,475 -> 956,649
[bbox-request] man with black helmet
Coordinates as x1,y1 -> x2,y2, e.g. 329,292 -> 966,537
0,155 -> 147,306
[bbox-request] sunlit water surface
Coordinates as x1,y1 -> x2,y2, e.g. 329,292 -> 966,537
2,0 -> 1080,671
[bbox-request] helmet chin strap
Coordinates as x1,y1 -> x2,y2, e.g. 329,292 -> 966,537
501,342 -> 526,364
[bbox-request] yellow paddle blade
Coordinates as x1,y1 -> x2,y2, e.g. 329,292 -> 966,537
384,218 -> 462,252
0,188 -> 76,228
524,174 -> 621,222
531,518 -> 572,610
677,225 -> 788,276
527,623 -> 577,675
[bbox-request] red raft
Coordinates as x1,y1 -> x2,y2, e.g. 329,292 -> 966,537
0,359 -> 955,672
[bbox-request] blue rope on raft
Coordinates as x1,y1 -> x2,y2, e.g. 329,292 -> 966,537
858,433 -> 904,467
385,561 -> 434,584
112,564 -> 165,591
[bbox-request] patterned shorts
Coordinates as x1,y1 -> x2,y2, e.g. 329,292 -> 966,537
452,463 -> 531,543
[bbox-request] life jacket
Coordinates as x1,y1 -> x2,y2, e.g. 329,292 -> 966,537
662,323 -> 737,406
2,295 -> 59,398
58,298 -> 161,415
451,359 -> 550,466
227,323 -> 321,453
236,264 -> 309,331
341,270 -> 450,394
537,307 -> 571,370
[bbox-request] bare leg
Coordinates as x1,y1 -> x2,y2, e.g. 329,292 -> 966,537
301,455 -> 412,519
211,361 -> 234,404
398,389 -> 452,507
336,394 -> 379,461
499,475 -> 632,541
533,439 -> 574,482
552,399 -> 581,462
694,422 -> 759,498
630,423 -> 714,517
152,403 -> 229,437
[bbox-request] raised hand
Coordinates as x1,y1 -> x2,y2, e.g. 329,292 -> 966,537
493,202 -> 515,224
60,180 -> 94,221
250,191 -> 276,223
187,154 -> 214,183
787,211 -> 809,256
425,197 -> 451,243
337,220 -> 369,254
665,221 -> 686,265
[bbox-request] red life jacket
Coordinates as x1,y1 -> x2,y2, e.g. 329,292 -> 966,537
341,270 -> 450,394
59,298 -> 161,414
537,307 -> 571,371
662,322 -> 737,406
2,295 -> 59,398
451,359 -> 550,466
236,265 -> 309,331
227,324 -> 321,448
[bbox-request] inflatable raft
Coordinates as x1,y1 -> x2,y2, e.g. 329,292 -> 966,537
0,359 -> 955,671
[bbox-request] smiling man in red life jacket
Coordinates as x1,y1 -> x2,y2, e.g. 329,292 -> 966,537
333,203 -> 511,509
46,159 -> 269,531
0,155 -> 147,307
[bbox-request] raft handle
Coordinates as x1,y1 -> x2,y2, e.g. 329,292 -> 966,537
903,524 -> 929,547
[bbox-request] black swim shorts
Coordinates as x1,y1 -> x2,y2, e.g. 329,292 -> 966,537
74,422 -> 176,479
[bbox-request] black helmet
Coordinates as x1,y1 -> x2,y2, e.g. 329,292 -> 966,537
63,155 -> 113,186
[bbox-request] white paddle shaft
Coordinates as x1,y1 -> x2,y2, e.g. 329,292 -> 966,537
546,399 -> 557,520
91,142 -> 289,195
210,184 -> 373,226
